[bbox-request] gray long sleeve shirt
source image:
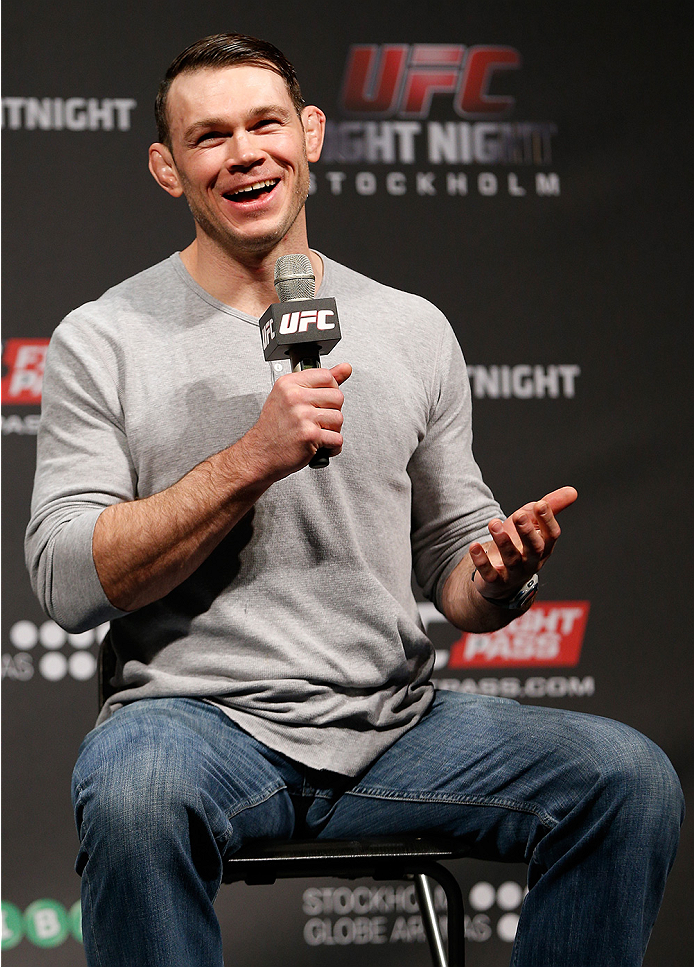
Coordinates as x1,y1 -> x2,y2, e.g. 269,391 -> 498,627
26,253 -> 501,775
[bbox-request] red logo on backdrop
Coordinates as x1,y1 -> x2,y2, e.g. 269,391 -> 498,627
341,44 -> 521,118
1,338 -> 50,405
448,602 -> 590,668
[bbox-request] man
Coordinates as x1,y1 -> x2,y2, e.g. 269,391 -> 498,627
26,33 -> 682,967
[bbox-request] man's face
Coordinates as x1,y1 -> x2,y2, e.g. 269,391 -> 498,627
154,65 -> 323,259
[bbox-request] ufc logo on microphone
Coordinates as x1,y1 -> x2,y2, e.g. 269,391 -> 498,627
259,297 -> 341,362
260,318 -> 276,351
341,44 -> 521,119
278,310 -> 336,335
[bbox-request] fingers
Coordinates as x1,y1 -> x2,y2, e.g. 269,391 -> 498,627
489,514 -> 543,572
257,364 -> 352,473
500,503 -> 557,565
316,433 -> 346,458
469,541 -> 501,587
470,487 -> 575,603
286,392 -> 345,450
472,503 -> 557,588
276,369 -> 346,408
311,406 -> 344,436
541,486 -> 578,514
469,529 -> 527,596
282,367 -> 342,388
279,364 -> 351,403
470,519 -> 526,580
289,363 -> 351,387
492,486 -> 574,571
503,486 -> 576,545
512,486 -> 577,520
513,510 -> 546,557
489,519 -> 522,563
533,500 -> 561,550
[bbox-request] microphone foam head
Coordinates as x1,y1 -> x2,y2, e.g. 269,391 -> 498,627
274,254 -> 315,301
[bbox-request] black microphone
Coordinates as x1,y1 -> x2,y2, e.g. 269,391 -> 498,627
259,254 -> 342,468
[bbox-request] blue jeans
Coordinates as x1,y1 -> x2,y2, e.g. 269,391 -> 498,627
72,691 -> 683,966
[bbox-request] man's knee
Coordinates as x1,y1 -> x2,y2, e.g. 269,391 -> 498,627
581,718 -> 684,840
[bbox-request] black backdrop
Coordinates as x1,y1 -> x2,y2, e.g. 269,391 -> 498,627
2,2 -> 692,964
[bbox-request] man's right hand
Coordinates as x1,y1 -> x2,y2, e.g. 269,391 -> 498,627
92,362 -> 352,612
242,362 -> 352,482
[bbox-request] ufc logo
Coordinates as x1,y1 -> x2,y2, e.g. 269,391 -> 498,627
260,318 -> 275,351
278,310 -> 336,334
341,44 -> 521,119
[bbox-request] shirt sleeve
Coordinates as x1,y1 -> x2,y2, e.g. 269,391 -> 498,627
408,318 -> 503,612
25,311 -> 132,632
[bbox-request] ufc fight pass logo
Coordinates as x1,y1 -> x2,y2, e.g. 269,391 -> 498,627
341,44 -> 521,119
449,602 -> 590,668
1,339 -> 49,405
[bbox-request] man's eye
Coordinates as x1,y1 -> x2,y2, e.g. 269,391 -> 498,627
198,132 -> 226,143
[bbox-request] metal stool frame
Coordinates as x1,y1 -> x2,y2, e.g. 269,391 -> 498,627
223,835 -> 467,966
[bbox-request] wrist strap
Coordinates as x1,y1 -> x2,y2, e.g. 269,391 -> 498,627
471,569 -> 539,611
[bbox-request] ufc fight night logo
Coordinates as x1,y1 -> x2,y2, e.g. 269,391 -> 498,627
340,45 -> 521,119
316,43 -> 559,191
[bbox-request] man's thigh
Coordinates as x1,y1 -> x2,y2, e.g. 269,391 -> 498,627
319,689 -> 652,861
72,698 -> 298,854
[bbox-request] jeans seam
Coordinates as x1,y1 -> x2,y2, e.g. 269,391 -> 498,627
345,787 -> 558,829
82,869 -> 104,967
225,782 -> 288,822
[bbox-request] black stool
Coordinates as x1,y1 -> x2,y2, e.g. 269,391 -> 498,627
223,835 -> 467,966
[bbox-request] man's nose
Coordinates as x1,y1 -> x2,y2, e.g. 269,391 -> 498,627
226,132 -> 263,169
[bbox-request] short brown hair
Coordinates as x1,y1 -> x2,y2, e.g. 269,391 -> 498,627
155,32 -> 306,147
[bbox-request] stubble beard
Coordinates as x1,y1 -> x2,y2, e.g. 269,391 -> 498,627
181,165 -> 311,262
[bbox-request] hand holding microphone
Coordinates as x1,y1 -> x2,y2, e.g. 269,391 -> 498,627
259,255 -> 344,469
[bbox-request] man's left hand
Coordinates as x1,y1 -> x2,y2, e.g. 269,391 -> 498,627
470,486 -> 578,601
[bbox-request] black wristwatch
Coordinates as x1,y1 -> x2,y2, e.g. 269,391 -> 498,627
471,570 -> 539,611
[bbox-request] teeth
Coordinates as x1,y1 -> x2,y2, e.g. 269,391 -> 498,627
231,179 -> 277,197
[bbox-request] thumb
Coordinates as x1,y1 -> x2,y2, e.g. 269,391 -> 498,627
329,363 -> 353,385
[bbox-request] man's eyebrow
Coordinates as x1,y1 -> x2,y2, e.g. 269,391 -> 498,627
182,105 -> 294,143
247,103 -> 294,121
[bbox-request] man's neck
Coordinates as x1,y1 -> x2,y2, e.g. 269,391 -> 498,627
179,235 -> 324,318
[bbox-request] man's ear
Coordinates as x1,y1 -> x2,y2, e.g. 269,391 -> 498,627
148,143 -> 184,197
301,106 -> 326,163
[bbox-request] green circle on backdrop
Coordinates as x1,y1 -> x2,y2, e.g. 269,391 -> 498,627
1,902 -> 24,949
69,900 -> 83,942
24,899 -> 69,948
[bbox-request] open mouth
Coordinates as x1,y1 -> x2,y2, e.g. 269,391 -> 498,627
224,179 -> 279,203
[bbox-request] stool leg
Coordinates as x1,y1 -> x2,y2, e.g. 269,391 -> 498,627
415,873 -> 448,967
413,864 -> 466,967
